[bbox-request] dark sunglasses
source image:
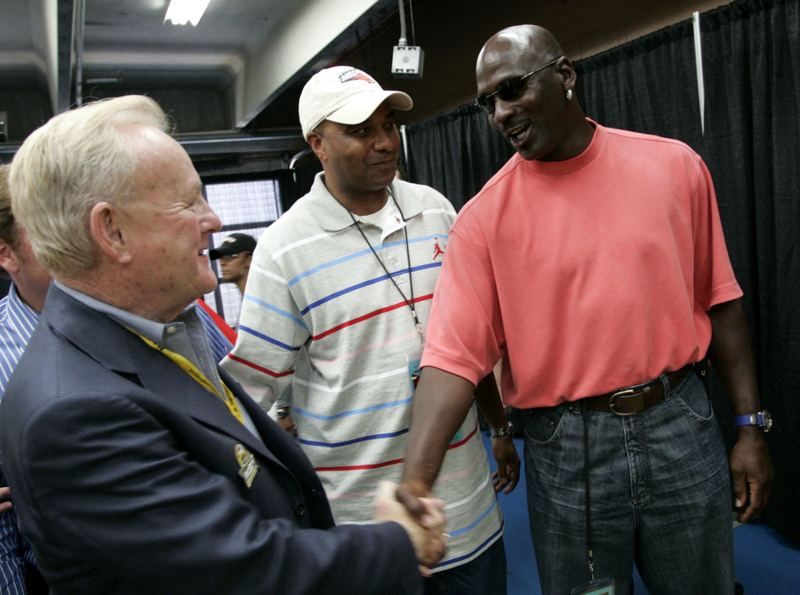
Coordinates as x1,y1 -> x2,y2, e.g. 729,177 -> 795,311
475,56 -> 564,115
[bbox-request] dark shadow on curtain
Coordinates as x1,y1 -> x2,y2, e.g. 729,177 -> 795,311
405,103 -> 513,211
700,0 -> 800,543
573,21 -> 703,151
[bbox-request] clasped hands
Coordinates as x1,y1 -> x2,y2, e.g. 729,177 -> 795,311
373,481 -> 447,575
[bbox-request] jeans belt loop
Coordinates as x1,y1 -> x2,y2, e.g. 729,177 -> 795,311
660,372 -> 671,401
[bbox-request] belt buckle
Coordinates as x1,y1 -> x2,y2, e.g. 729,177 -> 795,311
608,388 -> 638,417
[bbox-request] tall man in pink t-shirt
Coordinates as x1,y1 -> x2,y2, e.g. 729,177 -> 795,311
398,24 -> 774,595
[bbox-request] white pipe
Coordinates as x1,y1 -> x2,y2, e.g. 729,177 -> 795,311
400,124 -> 410,172
693,11 -> 705,135
397,0 -> 407,45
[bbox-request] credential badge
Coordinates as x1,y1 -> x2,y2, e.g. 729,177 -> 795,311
235,444 -> 259,488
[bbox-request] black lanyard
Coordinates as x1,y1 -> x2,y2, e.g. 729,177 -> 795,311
334,191 -> 424,344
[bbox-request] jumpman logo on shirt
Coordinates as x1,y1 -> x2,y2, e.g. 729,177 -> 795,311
432,238 -> 445,260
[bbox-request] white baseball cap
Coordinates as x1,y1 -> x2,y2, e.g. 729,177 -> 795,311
298,66 -> 413,139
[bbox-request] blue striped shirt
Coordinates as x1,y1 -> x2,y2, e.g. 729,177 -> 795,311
0,285 -> 37,594
0,284 -> 233,593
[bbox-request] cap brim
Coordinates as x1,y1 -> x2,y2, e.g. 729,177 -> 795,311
326,90 -> 413,126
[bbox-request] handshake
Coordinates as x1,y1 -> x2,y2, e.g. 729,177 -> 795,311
373,481 -> 448,574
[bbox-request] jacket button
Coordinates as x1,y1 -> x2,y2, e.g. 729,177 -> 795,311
294,503 -> 306,517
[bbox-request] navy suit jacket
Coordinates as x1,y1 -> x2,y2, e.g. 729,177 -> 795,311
0,285 -> 421,594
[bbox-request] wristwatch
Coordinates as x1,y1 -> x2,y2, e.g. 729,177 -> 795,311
734,410 -> 772,432
490,422 -> 513,438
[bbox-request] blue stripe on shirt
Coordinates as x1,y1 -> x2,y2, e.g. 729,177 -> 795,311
300,261 -> 443,315
238,325 -> 301,352
287,234 -> 449,286
242,294 -> 308,330
299,427 -> 409,448
294,397 -> 413,421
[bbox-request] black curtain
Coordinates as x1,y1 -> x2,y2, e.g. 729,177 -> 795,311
402,0 -> 799,543
406,103 -> 513,211
700,0 -> 800,543
573,21 -> 704,151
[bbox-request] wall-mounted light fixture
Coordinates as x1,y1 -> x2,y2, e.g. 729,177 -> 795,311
392,0 -> 423,79
164,0 -> 212,26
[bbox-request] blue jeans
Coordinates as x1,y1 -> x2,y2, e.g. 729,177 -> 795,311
523,371 -> 734,595
424,535 -> 507,595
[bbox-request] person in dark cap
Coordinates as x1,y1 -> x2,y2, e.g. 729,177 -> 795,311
209,233 -> 257,297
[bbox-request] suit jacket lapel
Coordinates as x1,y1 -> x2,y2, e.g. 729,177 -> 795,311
134,348 -> 285,468
222,367 -> 322,486
43,286 -> 284,469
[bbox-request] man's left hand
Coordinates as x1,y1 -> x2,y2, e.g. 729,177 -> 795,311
490,436 -> 520,494
730,427 -> 774,523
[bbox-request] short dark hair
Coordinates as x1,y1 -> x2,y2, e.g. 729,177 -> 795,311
0,164 -> 20,279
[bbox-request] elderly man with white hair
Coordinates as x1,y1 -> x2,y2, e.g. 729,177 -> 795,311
1,95 -> 445,595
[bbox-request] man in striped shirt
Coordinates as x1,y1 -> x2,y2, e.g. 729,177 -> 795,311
222,67 -> 519,594
0,163 -> 233,595
0,165 -> 50,594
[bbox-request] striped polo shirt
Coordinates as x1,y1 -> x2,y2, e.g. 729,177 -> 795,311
222,175 -> 503,571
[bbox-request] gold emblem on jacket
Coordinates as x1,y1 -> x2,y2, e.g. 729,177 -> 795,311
235,444 -> 259,488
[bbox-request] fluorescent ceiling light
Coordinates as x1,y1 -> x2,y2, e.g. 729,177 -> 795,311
164,0 -> 212,26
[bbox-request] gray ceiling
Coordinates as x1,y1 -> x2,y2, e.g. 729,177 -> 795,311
1,0 -> 732,151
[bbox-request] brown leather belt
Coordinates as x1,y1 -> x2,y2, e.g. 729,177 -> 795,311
581,365 -> 693,416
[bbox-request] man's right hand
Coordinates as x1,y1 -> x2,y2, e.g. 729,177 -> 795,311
0,487 -> 13,514
374,481 -> 447,573
394,480 -> 439,528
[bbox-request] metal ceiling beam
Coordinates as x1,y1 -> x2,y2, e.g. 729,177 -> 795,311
176,131 -> 307,157
2,131 -> 306,163
56,0 -> 75,113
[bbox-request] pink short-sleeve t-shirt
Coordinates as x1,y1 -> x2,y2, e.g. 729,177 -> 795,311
421,122 -> 742,409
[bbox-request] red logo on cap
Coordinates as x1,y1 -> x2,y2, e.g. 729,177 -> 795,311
339,68 -> 375,84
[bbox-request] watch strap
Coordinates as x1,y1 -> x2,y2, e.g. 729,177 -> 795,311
490,422 -> 513,438
734,411 -> 769,429
735,413 -> 759,427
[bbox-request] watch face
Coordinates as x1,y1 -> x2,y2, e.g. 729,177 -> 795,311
762,410 -> 773,432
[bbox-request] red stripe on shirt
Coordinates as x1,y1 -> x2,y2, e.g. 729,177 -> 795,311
312,294 -> 434,341
227,353 -> 295,378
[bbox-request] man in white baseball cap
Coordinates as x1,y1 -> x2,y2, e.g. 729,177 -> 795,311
223,66 -> 518,594
298,66 -> 413,138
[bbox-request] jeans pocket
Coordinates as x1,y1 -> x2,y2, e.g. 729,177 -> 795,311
673,371 -> 714,422
523,405 -> 567,447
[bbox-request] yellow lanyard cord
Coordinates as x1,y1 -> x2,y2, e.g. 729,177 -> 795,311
130,330 -> 244,424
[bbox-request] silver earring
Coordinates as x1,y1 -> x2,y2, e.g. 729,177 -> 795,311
566,89 -> 573,101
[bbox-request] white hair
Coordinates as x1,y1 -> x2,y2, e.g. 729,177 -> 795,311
9,95 -> 170,278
